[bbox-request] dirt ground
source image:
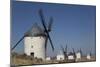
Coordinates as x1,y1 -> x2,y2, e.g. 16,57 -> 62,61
11,53 -> 96,66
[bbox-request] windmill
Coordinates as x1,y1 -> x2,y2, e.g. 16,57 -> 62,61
72,48 -> 76,61
60,44 -> 68,60
11,9 -> 54,60
67,48 -> 76,62
86,51 -> 92,60
76,48 -> 82,61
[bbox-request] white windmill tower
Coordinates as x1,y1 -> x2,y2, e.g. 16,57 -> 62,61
86,52 -> 92,60
11,9 -> 54,60
57,50 -> 64,61
57,44 -> 68,61
76,48 -> 82,61
24,23 -> 46,60
68,48 -> 76,61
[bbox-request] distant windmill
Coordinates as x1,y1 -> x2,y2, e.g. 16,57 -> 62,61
76,48 -> 82,61
11,9 -> 54,60
68,48 -> 76,62
56,51 -> 65,61
86,52 -> 92,60
72,48 -> 76,60
60,44 -> 68,60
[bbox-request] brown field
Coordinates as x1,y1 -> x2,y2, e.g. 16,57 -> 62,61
11,53 -> 96,66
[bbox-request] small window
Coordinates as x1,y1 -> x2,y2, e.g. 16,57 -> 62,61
31,45 -> 33,48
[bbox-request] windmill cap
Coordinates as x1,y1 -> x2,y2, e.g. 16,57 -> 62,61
24,26 -> 46,37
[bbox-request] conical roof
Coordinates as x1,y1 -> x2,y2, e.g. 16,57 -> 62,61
24,23 -> 46,37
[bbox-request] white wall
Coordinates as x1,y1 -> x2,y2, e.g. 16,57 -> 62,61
24,36 -> 46,60
86,54 -> 91,60
76,52 -> 81,59
46,57 -> 51,60
68,55 -> 74,60
57,54 -> 64,60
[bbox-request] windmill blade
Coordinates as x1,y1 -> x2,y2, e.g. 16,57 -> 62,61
65,44 -> 67,52
11,23 -> 37,51
11,35 -> 25,51
39,9 -> 54,51
45,17 -> 53,50
89,49 -> 92,56
44,17 -> 53,51
72,48 -> 75,54
44,36 -> 48,57
80,48 -> 82,55
48,17 -> 53,32
72,48 -> 76,59
60,45 -> 64,53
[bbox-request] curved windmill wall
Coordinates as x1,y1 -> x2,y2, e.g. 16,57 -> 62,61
24,36 -> 46,60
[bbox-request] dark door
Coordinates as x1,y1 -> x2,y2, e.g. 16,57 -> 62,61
31,52 -> 34,57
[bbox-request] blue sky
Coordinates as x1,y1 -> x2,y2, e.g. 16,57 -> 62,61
11,1 -> 96,56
